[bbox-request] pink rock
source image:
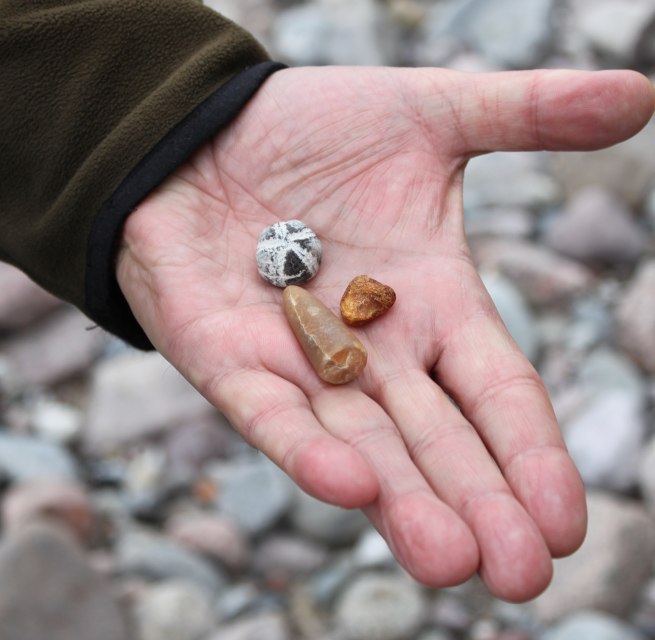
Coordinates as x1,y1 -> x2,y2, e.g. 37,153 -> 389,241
472,238 -> 594,306
1,480 -> 93,543
0,263 -> 60,331
166,513 -> 250,572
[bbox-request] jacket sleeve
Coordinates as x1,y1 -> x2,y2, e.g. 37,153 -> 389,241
0,0 -> 285,349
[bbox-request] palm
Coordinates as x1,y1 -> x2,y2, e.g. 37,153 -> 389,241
117,66 -> 655,601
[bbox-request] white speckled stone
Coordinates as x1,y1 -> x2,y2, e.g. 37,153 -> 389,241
256,220 -> 322,287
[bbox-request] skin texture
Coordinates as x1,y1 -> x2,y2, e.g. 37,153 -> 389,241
116,67 -> 655,601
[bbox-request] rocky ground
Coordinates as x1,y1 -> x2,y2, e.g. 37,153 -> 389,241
2,1 -> 655,639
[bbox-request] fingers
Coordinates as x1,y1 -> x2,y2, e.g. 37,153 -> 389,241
212,368 -> 378,509
371,366 -> 553,601
309,385 -> 479,588
445,69 -> 655,155
433,288 -> 587,559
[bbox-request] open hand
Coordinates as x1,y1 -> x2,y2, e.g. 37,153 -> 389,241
116,66 -> 655,601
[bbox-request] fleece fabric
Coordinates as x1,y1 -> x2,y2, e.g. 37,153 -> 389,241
0,1 -> 284,348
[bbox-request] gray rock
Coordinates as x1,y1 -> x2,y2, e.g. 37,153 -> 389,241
352,527 -> 396,568
289,487 -> 368,546
0,431 -> 77,482
0,521 -> 130,640
645,186 -> 655,230
116,529 -> 225,593
480,271 -> 539,362
577,347 -> 646,401
544,187 -> 648,267
207,611 -> 290,640
84,351 -> 215,453
473,239 -> 594,307
0,307 -> 107,386
0,263 -> 60,331
542,610 -> 646,640
442,0 -> 556,68
638,436 -> 655,514
616,260 -> 655,374
533,492 -> 655,622
552,120 -> 655,207
271,0 -> 391,66
464,206 -> 534,239
208,457 -> 294,535
215,582 -> 261,621
563,390 -> 646,492
133,580 -> 217,640
575,0 -> 655,62
464,152 -> 561,210
334,572 -> 428,640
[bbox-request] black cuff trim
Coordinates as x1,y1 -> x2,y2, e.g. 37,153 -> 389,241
85,61 -> 286,350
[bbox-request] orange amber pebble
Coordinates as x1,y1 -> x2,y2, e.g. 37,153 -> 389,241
340,275 -> 396,326
283,286 -> 367,384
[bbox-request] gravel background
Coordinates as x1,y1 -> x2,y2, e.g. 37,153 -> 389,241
2,1 -> 655,639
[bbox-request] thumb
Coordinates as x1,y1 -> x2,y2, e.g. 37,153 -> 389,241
445,69 -> 655,155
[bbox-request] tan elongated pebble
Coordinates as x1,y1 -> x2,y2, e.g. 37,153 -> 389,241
283,286 -> 367,385
340,275 -> 396,326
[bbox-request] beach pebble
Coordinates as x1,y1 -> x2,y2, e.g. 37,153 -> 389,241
256,220 -> 322,287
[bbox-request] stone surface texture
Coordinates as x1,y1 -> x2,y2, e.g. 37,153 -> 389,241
0,522 -> 130,640
533,492 -> 655,622
256,220 -> 322,287
340,275 -> 396,326
283,285 -> 367,384
1,2 -> 655,639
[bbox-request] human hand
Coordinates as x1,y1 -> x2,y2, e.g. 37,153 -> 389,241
116,67 -> 655,601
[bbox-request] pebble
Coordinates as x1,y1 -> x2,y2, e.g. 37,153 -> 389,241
133,580 -> 217,640
208,456 -> 294,535
0,431 -> 78,482
542,610 -> 647,640
253,534 -> 328,579
637,436 -> 655,513
444,0 -> 556,68
29,397 -> 83,445
480,271 -> 539,362
206,611 -> 290,640
84,350 -> 215,453
0,521 -> 130,640
464,152 -> 561,210
352,527 -> 396,568
256,220 -> 322,287
116,529 -> 226,592
166,512 -> 251,572
0,263 -> 60,331
334,572 -> 428,640
563,390 -> 646,492
289,487 -> 368,546
533,492 -> 655,622
615,260 -> 655,374
283,285 -> 367,384
0,307 -> 107,387
575,0 -> 655,62
1,480 -> 92,543
544,187 -> 647,267
472,238 -> 594,307
340,275 -> 396,326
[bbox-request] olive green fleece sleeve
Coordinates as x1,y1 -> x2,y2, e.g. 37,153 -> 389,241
0,1 -> 283,348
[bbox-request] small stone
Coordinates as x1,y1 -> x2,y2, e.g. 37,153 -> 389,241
2,480 -> 93,543
256,220 -> 322,287
334,572 -> 428,640
283,286 -> 367,385
133,580 -> 217,640
340,275 -> 396,326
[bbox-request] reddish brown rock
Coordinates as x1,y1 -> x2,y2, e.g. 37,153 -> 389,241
283,286 -> 367,385
340,275 -> 396,326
